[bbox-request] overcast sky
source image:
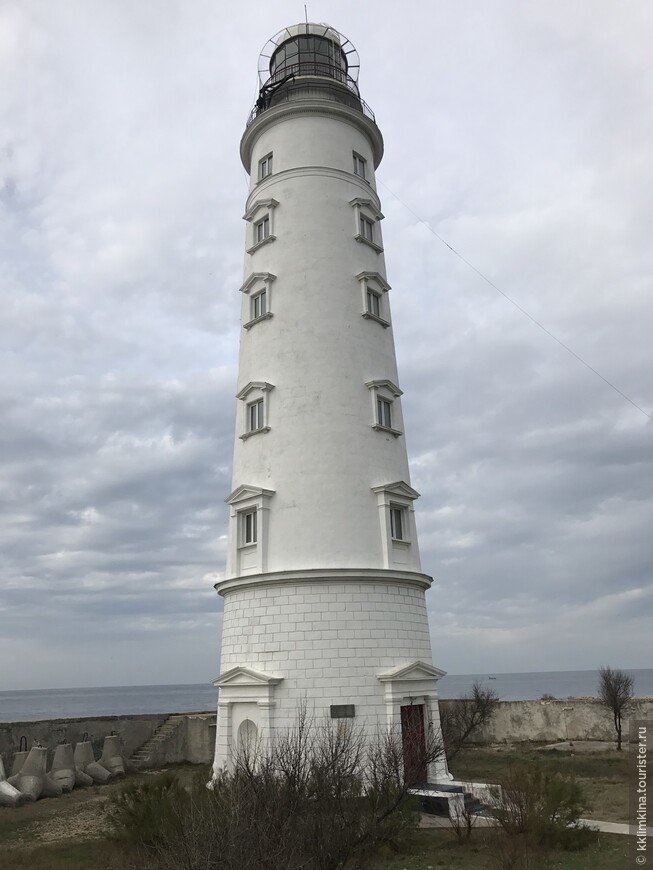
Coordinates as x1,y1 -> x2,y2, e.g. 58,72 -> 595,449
1,0 -> 651,691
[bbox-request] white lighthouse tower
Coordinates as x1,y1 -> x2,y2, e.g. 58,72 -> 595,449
213,23 -> 449,784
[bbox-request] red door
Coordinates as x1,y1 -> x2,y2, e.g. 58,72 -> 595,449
400,704 -> 427,785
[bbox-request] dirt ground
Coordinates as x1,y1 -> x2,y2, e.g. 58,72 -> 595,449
0,765 -> 203,848
1,745 -> 630,846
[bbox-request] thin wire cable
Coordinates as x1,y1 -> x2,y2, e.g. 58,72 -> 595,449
378,179 -> 653,424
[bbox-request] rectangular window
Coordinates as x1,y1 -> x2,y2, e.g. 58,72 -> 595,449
353,152 -> 366,179
252,289 -> 267,319
248,399 -> 264,432
360,215 -> 374,241
243,509 -> 257,545
256,215 -> 270,244
259,153 -> 273,179
377,397 -> 392,429
367,289 -> 381,317
390,507 -> 404,541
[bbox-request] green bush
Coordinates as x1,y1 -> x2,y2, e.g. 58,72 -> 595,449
107,772 -> 186,849
489,763 -> 591,850
554,824 -> 599,852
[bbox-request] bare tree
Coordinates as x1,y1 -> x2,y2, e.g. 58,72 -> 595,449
597,665 -> 634,751
440,680 -> 500,760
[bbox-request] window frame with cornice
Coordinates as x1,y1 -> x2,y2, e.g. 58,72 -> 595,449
237,381 -> 275,440
365,379 -> 403,438
226,486 -> 275,576
245,199 -> 279,254
371,481 -> 421,570
357,271 -> 391,328
240,272 -> 276,330
350,197 -> 384,254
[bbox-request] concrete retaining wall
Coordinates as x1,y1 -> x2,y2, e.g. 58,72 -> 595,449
186,714 -> 217,763
131,714 -> 216,768
441,696 -> 653,744
0,713 -> 203,771
2,697 -> 651,770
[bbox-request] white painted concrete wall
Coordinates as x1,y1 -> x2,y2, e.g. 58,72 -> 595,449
228,104 -> 418,576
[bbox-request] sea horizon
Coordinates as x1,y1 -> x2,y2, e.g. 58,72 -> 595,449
1,667 -> 652,723
4,665 -> 651,695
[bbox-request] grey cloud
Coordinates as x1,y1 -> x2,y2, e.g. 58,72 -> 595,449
1,0 -> 651,688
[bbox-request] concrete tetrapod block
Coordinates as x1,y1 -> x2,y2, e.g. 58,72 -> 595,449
50,744 -> 76,793
99,735 -> 125,777
73,740 -> 95,770
73,741 -> 113,784
11,750 -> 28,777
74,767 -> 94,787
0,756 -> 28,808
8,746 -> 48,801
72,740 -> 95,785
84,761 -> 113,784
40,774 -> 63,799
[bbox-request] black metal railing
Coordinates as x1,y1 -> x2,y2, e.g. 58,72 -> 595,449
247,76 -> 375,127
268,60 -> 357,91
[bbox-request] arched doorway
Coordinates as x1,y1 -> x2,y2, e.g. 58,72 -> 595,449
237,718 -> 259,755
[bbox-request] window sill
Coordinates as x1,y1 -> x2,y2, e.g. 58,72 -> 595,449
391,538 -> 411,547
354,234 -> 383,254
362,311 -> 390,328
247,235 -> 277,255
238,542 -> 258,551
239,426 -> 271,441
372,424 -> 403,438
243,312 -> 274,330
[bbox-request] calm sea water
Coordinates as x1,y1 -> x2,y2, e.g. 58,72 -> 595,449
1,669 -> 651,723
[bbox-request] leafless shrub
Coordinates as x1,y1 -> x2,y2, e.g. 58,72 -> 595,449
440,680 -> 500,760
485,825 -> 548,870
114,706 -> 446,870
447,797 -> 479,844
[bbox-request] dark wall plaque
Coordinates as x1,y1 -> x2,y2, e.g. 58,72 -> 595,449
330,704 -> 355,719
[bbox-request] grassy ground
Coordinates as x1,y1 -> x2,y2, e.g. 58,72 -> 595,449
450,743 -> 630,823
2,822 -> 631,870
1,840 -> 129,870
0,750 -> 632,869
365,827 -> 630,869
